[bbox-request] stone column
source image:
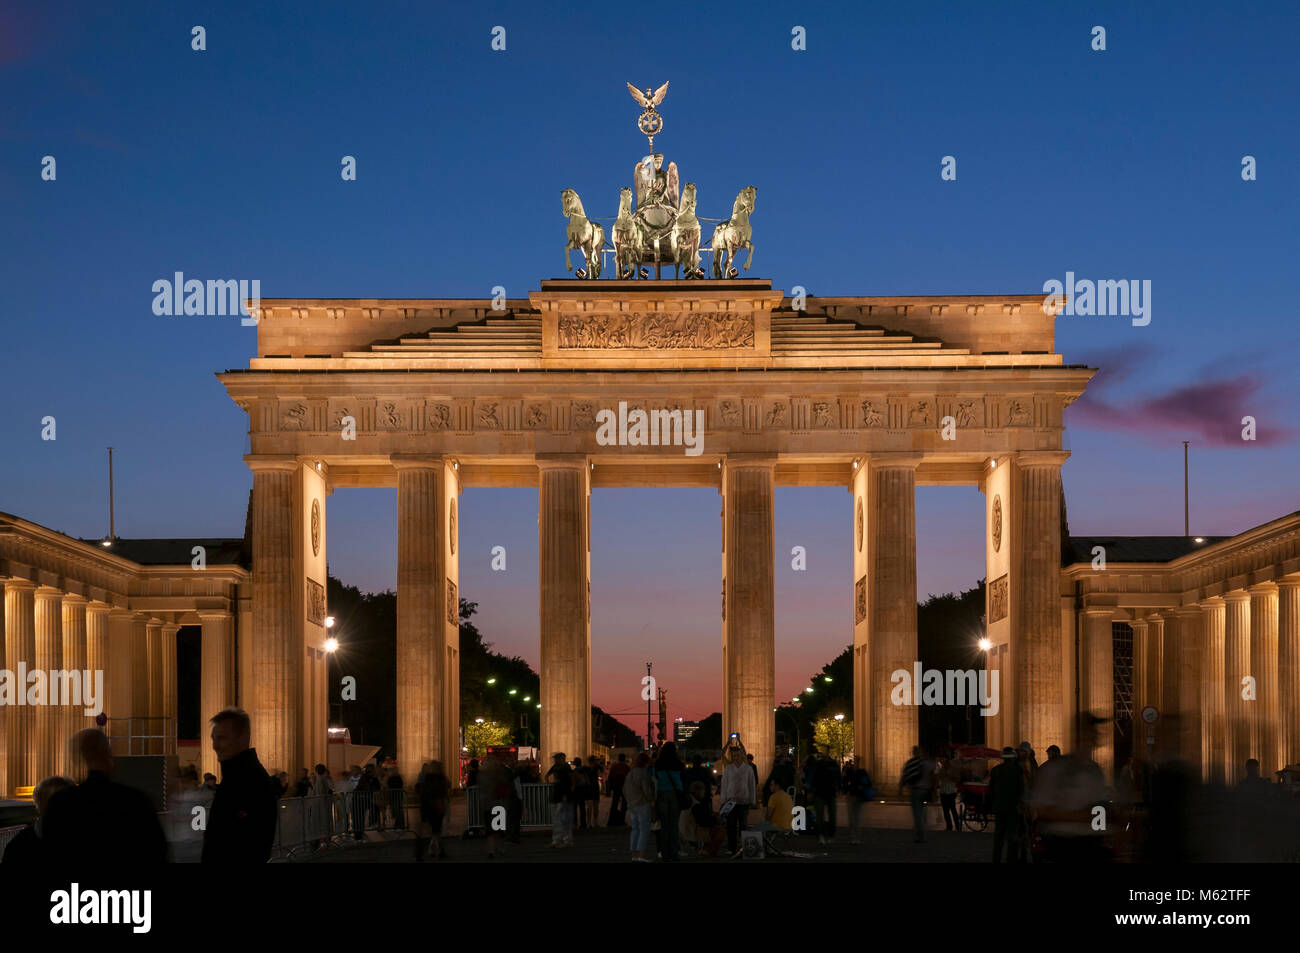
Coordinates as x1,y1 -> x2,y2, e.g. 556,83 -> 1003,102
60,595 -> 88,776
1013,454 -> 1067,753
1147,615 -> 1165,715
1279,578 -> 1300,772
33,587 -> 63,783
1173,607 -> 1203,775
1080,609 -> 1114,779
4,580 -> 38,790
161,622 -> 180,755
1131,618 -> 1149,718
394,455 -> 459,782
1200,598 -> 1226,784
721,456 -> 776,778
199,611 -> 236,780
1160,612 -> 1180,735
249,458 -> 299,779
538,456 -> 591,765
1223,591 -> 1251,784
145,619 -> 164,754
868,457 -> 919,786
1248,583 -> 1279,777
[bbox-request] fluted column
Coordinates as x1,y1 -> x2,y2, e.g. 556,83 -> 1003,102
538,456 -> 591,765
1131,618 -> 1149,719
1248,583 -> 1279,777
1080,609 -> 1114,779
1200,598 -> 1226,784
869,458 -> 918,786
1014,455 -> 1066,753
145,619 -> 164,754
394,455 -> 458,783
5,581 -> 38,791
32,587 -> 63,783
0,581 -> 6,796
161,622 -> 180,755
60,595 -> 88,775
1160,611 -> 1180,734
1147,615 -> 1165,714
1224,591 -> 1251,783
722,456 -> 776,778
1279,578 -> 1300,772
199,610 -> 236,780
249,458 -> 299,777
1174,607 -> 1203,775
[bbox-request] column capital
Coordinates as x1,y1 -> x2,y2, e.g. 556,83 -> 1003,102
86,600 -> 113,614
1172,604 -> 1203,618
390,453 -> 451,471
865,452 -> 923,471
1199,595 -> 1225,611
1081,606 -> 1117,619
721,453 -> 778,471
535,453 -> 590,472
3,577 -> 37,592
1278,575 -> 1300,591
161,622 -> 182,634
1130,617 -> 1149,632
1014,450 -> 1071,469
244,454 -> 300,473
1248,581 -> 1279,596
34,585 -> 65,600
60,592 -> 88,605
1223,589 -> 1251,605
197,609 -> 234,621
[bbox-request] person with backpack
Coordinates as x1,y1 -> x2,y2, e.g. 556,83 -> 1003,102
900,745 -> 935,843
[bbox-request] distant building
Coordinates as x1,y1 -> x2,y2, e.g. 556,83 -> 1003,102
674,719 -> 699,745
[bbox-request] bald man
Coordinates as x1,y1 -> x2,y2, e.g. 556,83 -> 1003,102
41,728 -> 169,864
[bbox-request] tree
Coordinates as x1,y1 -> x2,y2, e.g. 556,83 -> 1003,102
813,717 -> 854,761
463,719 -> 513,757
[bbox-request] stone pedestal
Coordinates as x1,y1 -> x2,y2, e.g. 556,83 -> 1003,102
1200,598 -> 1226,784
1223,591 -> 1251,784
394,455 -> 459,782
199,611 -> 236,780
538,456 -> 591,764
721,456 -> 776,778
1080,608 -> 1114,778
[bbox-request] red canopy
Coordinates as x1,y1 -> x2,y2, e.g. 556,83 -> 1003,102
953,745 -> 1002,760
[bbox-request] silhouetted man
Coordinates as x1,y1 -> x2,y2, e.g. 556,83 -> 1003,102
988,746 -> 1025,863
42,729 -> 169,864
202,708 -> 277,863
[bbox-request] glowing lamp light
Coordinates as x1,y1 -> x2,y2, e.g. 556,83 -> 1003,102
823,676 -> 832,683
100,538 -> 113,548
978,638 -> 992,652
324,616 -> 336,628
834,713 -> 845,721
522,695 -> 531,702
1194,537 -> 1205,544
324,637 -> 339,653
487,678 -> 496,685
508,689 -> 517,695
475,717 -> 484,724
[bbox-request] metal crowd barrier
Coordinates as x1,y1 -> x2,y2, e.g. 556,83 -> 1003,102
464,782 -> 555,833
0,824 -> 26,860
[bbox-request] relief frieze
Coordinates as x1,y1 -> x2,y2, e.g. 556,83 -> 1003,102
557,311 -> 754,349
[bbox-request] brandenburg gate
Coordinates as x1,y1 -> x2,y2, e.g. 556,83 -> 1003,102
219,279 -> 1092,785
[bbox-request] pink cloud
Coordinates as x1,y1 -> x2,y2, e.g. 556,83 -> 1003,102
1069,345 -> 1293,447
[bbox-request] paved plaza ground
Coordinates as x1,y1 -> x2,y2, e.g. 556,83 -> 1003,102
295,798 -> 996,863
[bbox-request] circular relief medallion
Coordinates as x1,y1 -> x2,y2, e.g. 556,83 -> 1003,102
449,499 -> 457,555
991,495 -> 1003,553
855,497 -> 864,552
310,499 -> 321,556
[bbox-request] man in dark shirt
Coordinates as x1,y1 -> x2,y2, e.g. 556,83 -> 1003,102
2,775 -> 74,864
201,708 -> 278,863
988,747 -> 1026,863
41,729 -> 169,864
